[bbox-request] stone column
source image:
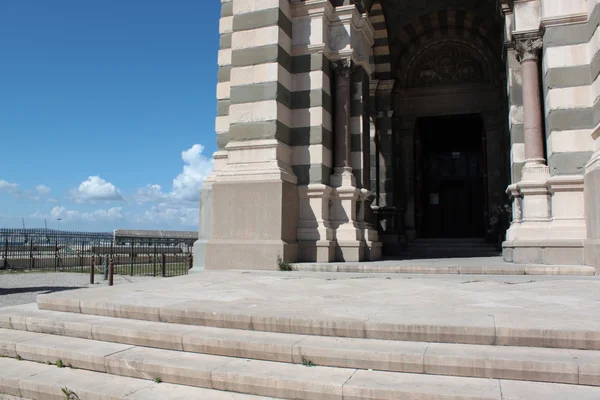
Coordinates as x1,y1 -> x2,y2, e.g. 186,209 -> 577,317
330,58 -> 365,261
503,34 -> 552,262
332,58 -> 355,184
516,36 -> 546,170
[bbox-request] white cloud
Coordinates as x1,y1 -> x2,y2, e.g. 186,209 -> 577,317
134,184 -> 166,204
136,203 -> 198,227
37,206 -> 125,222
171,144 -> 214,202
134,144 -> 213,205
70,176 -> 124,203
35,185 -> 51,195
0,179 -> 20,194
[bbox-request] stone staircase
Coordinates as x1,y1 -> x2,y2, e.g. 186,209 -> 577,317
400,238 -> 501,259
2,298 -> 600,399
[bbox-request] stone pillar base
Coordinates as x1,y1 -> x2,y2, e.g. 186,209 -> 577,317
503,240 -> 586,265
585,240 -> 600,273
205,140 -> 299,271
336,241 -> 366,262
190,240 -> 207,274
584,144 -> 600,270
206,240 -> 298,270
298,240 -> 336,262
189,184 -> 214,274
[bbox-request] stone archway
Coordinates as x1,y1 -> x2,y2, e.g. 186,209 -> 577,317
365,2 -> 509,253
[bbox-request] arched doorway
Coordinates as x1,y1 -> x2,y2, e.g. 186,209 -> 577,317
370,3 -> 510,255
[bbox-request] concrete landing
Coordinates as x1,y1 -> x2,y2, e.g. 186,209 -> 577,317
295,257 -> 596,275
36,271 -> 600,349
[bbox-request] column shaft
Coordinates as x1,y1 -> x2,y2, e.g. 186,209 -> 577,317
332,58 -> 354,172
515,36 -> 545,166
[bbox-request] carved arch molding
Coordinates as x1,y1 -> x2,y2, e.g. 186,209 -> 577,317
404,40 -> 493,88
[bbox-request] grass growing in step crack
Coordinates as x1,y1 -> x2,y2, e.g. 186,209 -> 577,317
56,359 -> 64,368
301,356 -> 317,367
62,387 -> 81,400
154,377 -> 162,383
277,255 -> 294,271
15,355 -> 22,361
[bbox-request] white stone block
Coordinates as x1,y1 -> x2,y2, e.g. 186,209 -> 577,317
218,49 -> 232,67
546,86 -> 591,114
216,82 -> 231,100
292,15 -> 326,47
291,145 -> 332,167
510,105 -> 524,126
215,116 -> 230,134
544,43 -> 589,70
219,16 -> 233,34
292,107 -> 332,130
514,0 -> 541,32
541,0 -> 586,21
547,129 -> 594,155
293,71 -> 329,94
511,143 -> 526,164
233,0 -> 289,17
232,26 -> 291,51
229,100 -> 291,126
230,63 -> 292,91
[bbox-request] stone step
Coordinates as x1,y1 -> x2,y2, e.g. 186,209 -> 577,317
294,262 -> 595,275
33,283 -> 600,350
1,331 -> 600,400
0,357 -> 276,400
2,306 -> 600,385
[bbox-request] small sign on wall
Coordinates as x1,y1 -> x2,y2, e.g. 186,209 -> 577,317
430,193 -> 440,205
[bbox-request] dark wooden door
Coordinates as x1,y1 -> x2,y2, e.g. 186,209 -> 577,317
416,115 -> 486,239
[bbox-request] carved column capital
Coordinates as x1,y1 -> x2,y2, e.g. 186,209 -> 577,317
514,35 -> 543,63
331,58 -> 357,77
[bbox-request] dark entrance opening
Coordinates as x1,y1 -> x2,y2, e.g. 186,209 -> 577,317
415,114 -> 487,239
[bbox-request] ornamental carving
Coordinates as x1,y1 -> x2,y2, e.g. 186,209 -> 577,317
407,42 -> 490,87
332,58 -> 357,78
514,36 -> 543,62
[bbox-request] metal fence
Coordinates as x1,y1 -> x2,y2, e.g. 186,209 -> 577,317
0,229 -> 195,277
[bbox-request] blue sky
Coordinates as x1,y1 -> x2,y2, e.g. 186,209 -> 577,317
0,1 -> 220,232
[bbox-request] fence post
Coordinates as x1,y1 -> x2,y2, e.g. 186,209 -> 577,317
104,254 -> 109,280
187,253 -> 193,273
130,242 -> 134,276
29,242 -> 34,270
90,256 -> 95,285
153,245 -> 157,277
109,258 -> 114,286
2,238 -> 7,270
161,253 -> 166,277
54,239 -> 58,271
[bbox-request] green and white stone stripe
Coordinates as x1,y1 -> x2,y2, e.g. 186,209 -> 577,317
369,1 -> 391,81
224,0 -> 294,149
216,0 -> 233,149
350,68 -> 371,189
507,50 -> 525,183
542,5 -> 599,175
291,53 -> 333,185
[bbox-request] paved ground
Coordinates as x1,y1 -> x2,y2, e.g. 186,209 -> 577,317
35,270 -> 600,339
0,272 -> 155,307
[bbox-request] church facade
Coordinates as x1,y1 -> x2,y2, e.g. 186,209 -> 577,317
195,0 -> 600,270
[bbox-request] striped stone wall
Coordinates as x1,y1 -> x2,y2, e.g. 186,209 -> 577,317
507,49 -> 525,183
226,0 -> 294,152
350,68 -> 368,188
542,5 -> 598,176
369,1 -> 392,81
216,0 -> 233,149
290,53 -> 333,186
